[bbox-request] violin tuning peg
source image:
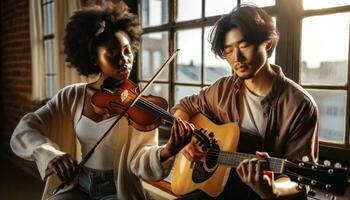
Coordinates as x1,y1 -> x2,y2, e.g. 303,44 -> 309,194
334,162 -> 342,169
323,160 -> 331,167
302,155 -> 309,163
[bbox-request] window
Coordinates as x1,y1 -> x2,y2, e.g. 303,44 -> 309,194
299,1 -> 350,148
139,0 -> 350,163
139,0 -> 276,144
42,0 -> 56,98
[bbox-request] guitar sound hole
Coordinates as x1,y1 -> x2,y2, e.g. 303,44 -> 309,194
192,162 -> 216,183
205,143 -> 220,169
192,144 -> 220,183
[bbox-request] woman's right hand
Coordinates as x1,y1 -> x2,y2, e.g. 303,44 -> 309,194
46,154 -> 77,183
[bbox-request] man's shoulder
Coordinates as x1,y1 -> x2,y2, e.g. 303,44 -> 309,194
280,77 -> 317,108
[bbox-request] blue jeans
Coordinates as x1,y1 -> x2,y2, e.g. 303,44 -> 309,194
50,167 -> 117,200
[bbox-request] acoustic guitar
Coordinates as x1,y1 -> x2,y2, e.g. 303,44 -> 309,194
171,113 -> 349,197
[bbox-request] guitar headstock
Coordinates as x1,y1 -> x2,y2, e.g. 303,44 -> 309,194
284,159 -> 349,194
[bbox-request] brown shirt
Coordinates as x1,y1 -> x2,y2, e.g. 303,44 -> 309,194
172,65 -> 319,162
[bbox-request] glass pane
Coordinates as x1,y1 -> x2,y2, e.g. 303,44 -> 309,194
44,39 -> 55,74
301,13 -> 349,85
241,0 -> 275,7
177,0 -> 202,21
140,82 -> 169,102
176,29 -> 202,83
307,89 -> 347,144
141,0 -> 168,27
303,0 -> 350,10
174,85 -> 202,105
141,32 -> 169,81
204,27 -> 231,84
205,0 -> 237,17
45,75 -> 56,98
43,2 -> 54,35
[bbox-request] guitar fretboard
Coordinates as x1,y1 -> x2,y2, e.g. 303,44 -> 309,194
217,151 -> 285,173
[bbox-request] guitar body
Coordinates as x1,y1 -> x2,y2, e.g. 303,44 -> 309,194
171,113 -> 240,197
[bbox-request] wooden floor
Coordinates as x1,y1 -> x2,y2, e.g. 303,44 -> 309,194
0,155 -> 44,200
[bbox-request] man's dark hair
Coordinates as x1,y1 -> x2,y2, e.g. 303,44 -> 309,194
64,1 -> 142,76
209,4 -> 279,59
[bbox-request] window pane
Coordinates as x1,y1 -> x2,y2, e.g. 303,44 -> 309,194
44,39 -> 55,74
174,86 -> 201,105
140,82 -> 169,102
308,89 -> 347,144
204,27 -> 231,84
141,32 -> 169,81
241,0 -> 275,7
176,29 -> 202,83
43,2 -> 54,35
301,13 -> 350,85
45,75 -> 56,98
141,0 -> 168,27
205,0 -> 237,17
303,0 -> 350,10
177,0 -> 202,21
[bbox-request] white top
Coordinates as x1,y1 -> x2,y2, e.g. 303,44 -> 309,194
76,115 -> 117,170
239,84 -> 267,137
10,83 -> 174,200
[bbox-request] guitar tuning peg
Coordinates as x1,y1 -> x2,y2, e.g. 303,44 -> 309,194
334,162 -> 342,168
307,189 -> 316,196
201,146 -> 208,152
208,132 -> 214,138
302,155 -> 309,162
325,184 -> 332,190
311,180 -> 317,186
323,160 -> 331,167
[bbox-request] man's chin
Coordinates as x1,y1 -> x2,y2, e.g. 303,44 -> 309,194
237,73 -> 254,80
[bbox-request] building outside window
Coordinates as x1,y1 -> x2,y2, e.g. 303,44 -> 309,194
139,0 -> 350,160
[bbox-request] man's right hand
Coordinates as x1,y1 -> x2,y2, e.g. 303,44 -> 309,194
182,137 -> 206,162
46,154 -> 77,183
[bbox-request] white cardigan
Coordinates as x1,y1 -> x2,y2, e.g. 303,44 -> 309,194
10,83 -> 174,200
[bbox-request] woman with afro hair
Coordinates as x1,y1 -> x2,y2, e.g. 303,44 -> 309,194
10,2 -> 193,200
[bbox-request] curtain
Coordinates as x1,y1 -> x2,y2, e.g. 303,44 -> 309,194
30,0 -> 45,100
54,0 -> 86,90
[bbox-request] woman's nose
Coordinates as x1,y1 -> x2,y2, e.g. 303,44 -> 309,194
118,52 -> 129,65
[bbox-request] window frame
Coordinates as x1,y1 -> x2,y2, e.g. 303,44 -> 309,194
41,0 -> 56,99
138,0 -> 350,164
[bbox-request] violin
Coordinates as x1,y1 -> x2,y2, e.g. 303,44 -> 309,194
91,78 -> 171,131
49,49 -> 209,194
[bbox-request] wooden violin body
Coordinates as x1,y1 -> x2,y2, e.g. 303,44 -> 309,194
91,79 -> 169,131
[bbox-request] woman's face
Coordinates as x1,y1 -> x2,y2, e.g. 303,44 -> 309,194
96,31 -> 134,81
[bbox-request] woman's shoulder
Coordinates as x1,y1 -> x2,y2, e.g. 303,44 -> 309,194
58,83 -> 87,96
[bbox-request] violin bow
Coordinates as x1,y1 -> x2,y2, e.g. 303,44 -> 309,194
46,49 -> 180,194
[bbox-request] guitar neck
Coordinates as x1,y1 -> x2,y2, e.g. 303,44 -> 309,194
217,151 -> 285,173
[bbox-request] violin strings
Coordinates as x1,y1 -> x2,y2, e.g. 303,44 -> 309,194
137,98 -> 175,122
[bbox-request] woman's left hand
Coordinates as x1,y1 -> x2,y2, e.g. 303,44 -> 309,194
160,118 -> 194,161
236,151 -> 276,199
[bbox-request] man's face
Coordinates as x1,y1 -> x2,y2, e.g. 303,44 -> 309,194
223,28 -> 269,79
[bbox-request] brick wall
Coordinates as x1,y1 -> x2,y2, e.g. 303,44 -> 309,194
0,0 -> 39,159
0,0 -> 138,159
